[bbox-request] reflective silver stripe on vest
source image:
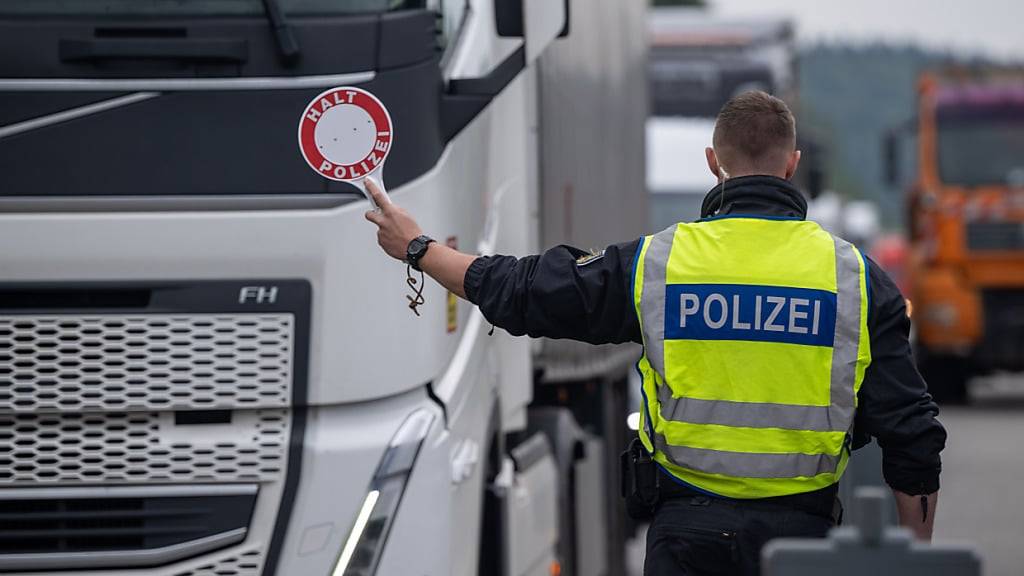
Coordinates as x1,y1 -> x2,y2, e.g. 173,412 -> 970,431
654,433 -> 840,479
642,227 -> 864,437
639,226 -> 677,377
657,386 -> 837,431
827,236 -> 863,429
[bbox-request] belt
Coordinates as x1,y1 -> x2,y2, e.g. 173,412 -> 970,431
657,470 -> 839,520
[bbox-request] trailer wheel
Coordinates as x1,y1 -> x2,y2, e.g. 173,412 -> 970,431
915,347 -> 970,405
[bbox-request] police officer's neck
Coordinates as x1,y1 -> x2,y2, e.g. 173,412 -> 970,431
701,175 -> 808,220
718,169 -> 788,180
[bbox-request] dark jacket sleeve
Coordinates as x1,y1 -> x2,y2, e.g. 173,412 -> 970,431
854,256 -> 947,495
463,239 -> 643,345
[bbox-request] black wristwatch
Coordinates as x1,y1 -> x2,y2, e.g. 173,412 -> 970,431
406,235 -> 435,271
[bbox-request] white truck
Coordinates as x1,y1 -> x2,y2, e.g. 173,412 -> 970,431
0,1 -> 647,575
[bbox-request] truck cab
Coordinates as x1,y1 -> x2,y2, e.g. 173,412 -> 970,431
896,72 -> 1024,402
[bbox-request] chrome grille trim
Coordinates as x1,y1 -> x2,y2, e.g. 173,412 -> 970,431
0,71 -> 374,92
0,528 -> 248,572
0,483 -> 256,499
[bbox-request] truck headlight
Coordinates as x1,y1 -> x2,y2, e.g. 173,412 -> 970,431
332,408 -> 436,576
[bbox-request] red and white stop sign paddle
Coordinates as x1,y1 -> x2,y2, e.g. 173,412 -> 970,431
297,86 -> 393,205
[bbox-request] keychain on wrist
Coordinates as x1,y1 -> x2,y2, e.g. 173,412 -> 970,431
406,264 -> 426,316
404,235 -> 435,316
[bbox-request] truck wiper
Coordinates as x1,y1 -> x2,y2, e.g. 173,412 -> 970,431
261,0 -> 301,65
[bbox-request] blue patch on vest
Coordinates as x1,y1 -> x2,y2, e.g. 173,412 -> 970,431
664,284 -> 837,347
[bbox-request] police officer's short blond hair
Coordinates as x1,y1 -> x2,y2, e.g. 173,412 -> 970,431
712,91 -> 796,174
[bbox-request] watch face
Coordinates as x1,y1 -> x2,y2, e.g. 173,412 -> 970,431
409,239 -> 425,254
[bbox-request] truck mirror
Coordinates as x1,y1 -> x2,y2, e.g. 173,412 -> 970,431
495,0 -> 570,49
444,0 -> 568,140
883,129 -> 900,187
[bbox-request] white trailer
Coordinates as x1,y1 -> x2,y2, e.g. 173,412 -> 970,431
0,1 -> 647,575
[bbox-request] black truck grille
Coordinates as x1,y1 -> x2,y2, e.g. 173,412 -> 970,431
0,487 -> 256,570
966,222 -> 1024,251
1,497 -> 153,554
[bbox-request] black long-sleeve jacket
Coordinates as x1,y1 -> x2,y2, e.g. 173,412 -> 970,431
464,176 -> 945,495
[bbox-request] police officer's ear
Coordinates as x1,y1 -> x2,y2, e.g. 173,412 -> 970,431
706,147 -> 724,180
784,149 -> 802,180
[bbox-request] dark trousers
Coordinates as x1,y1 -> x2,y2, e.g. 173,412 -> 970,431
644,494 -> 834,576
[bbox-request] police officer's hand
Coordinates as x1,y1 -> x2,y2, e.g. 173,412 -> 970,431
363,177 -> 422,261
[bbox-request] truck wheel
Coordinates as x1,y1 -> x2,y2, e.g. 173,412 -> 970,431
915,348 -> 970,405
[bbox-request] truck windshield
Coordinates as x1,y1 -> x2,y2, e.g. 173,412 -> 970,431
648,49 -> 775,118
0,0 -> 422,16
938,115 -> 1024,187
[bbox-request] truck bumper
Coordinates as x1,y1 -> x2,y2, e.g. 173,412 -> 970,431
917,265 -> 1024,371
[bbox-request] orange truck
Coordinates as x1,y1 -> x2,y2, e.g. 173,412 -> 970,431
887,71 -> 1024,403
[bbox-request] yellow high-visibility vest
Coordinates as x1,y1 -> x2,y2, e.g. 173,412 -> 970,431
632,215 -> 872,498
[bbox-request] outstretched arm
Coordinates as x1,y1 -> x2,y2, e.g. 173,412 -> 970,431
362,178 -> 642,344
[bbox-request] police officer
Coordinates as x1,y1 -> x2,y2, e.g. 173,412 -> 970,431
364,91 -> 946,575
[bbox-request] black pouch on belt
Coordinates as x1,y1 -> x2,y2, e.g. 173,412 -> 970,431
620,437 -> 660,520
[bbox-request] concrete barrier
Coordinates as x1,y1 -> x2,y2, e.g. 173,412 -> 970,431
762,487 -> 981,576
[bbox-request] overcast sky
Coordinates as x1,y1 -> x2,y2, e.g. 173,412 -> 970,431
709,0 -> 1023,60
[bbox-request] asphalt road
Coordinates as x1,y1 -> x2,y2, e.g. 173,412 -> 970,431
932,375 -> 1024,576
626,375 -> 1024,576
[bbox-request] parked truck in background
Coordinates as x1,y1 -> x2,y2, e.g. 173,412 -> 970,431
0,0 -> 646,574
889,71 -> 1024,403
646,8 -> 824,230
